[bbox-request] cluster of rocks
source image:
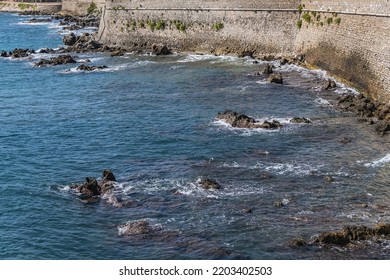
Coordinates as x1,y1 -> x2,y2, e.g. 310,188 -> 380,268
76,64 -> 107,71
216,110 -> 311,129
1,48 -> 35,59
291,223 -> 390,247
338,94 -> 390,135
71,169 -> 116,202
54,13 -> 101,30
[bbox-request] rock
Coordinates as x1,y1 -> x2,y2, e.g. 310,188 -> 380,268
324,175 -> 334,183
263,64 -> 274,75
1,51 -> 8,57
257,120 -> 282,129
152,44 -> 172,55
118,220 -> 155,236
76,64 -> 108,71
289,238 -> 307,246
63,32 -> 77,46
375,121 -> 390,135
76,177 -> 101,198
35,55 -> 77,67
267,73 -> 283,84
290,117 -> 312,124
242,208 -> 252,214
315,230 -> 351,246
110,49 -> 125,57
198,178 -> 221,190
216,110 -> 282,129
322,79 -> 337,90
37,48 -> 56,54
10,48 -> 35,58
102,169 -> 116,182
274,200 -> 284,208
27,18 -> 52,24
339,137 -> 352,144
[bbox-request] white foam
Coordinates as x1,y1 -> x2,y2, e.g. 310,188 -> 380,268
363,154 -> 390,168
314,97 -> 332,107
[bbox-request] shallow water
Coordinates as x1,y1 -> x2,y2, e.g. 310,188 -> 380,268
1,13 -> 390,259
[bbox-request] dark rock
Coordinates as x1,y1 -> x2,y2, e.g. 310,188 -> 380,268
198,178 -> 221,190
118,220 -> 155,236
339,137 -> 352,144
257,120 -> 282,129
324,175 -> 334,183
315,230 -> 351,246
27,18 -> 52,24
35,55 -> 77,67
10,48 -> 35,58
263,64 -> 274,75
375,224 -> 390,235
290,117 -> 312,124
322,79 -> 337,90
1,51 -> 8,57
216,110 -> 283,130
102,169 -> 116,182
77,177 -> 101,198
274,200 -> 284,208
63,32 -> 77,46
242,208 -> 252,214
76,64 -> 108,71
37,48 -> 56,54
152,44 -> 172,55
267,73 -> 283,84
375,121 -> 390,135
289,238 -> 307,246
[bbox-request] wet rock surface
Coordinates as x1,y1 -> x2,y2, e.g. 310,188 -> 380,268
338,94 -> 390,135
290,223 -> 390,248
216,110 -> 283,129
35,55 -> 77,67
198,178 -> 221,190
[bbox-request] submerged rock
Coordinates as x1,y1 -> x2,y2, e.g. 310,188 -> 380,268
118,220 -> 156,236
198,178 -> 221,190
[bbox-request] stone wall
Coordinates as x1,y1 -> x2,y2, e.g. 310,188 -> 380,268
98,0 -> 300,58
297,0 -> 390,102
64,0 -> 390,104
0,2 -> 62,13
61,0 -> 105,15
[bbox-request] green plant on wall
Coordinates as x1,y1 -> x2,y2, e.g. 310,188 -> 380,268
87,2 -> 97,14
302,12 -> 311,23
174,20 -> 187,32
297,19 -> 302,29
335,17 -> 341,25
212,22 -> 224,31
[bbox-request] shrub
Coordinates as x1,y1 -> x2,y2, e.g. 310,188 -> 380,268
87,2 -> 97,14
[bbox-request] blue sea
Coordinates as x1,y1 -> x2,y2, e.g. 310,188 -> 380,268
1,12 -> 390,259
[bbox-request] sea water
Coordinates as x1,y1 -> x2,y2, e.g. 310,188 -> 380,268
1,13 -> 390,259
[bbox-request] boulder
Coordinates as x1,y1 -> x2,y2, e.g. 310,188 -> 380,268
76,64 -> 108,71
290,117 -> 312,124
267,73 -> 283,84
63,32 -> 77,46
76,177 -> 101,198
198,178 -> 221,190
1,51 -> 8,57
118,220 -> 154,236
151,44 -> 172,55
257,120 -> 282,129
322,79 -> 337,90
216,110 -> 283,129
35,55 -> 77,67
263,64 -> 274,75
10,48 -> 35,58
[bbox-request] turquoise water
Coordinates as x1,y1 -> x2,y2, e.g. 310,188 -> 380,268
1,13 -> 390,259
